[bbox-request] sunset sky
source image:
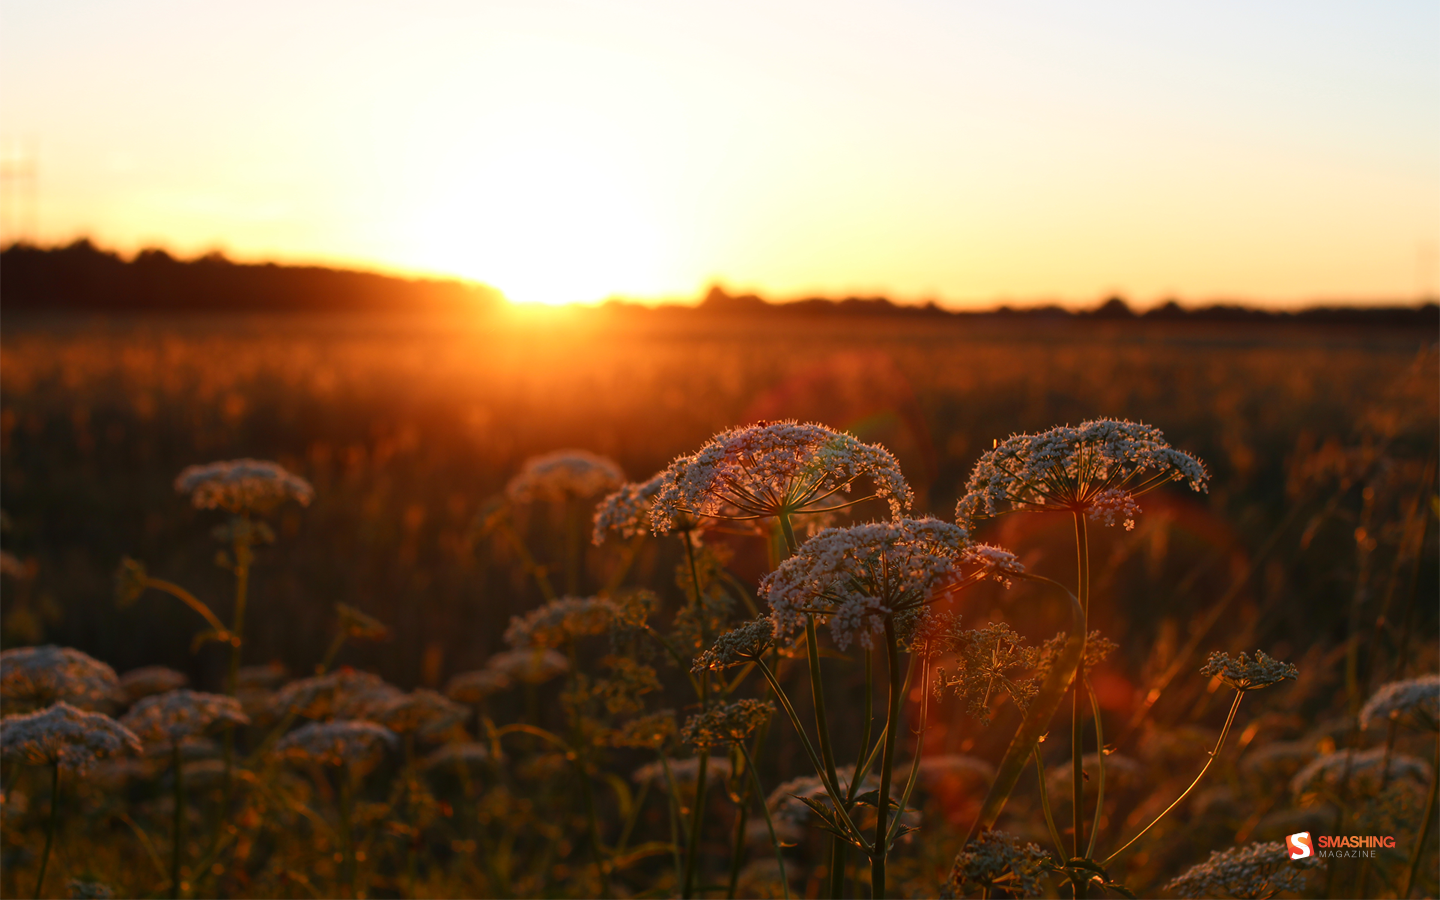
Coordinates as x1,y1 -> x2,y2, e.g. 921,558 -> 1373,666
2,1 -> 1437,307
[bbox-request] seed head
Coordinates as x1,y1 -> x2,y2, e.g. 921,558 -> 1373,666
1164,841 -> 1319,899
272,720 -> 396,769
651,420 -> 913,533
693,617 -> 776,672
174,458 -> 313,513
947,830 -> 1050,899
1200,650 -> 1298,692
0,645 -> 120,714
120,689 -> 249,745
1359,674 -> 1439,732
956,419 -> 1208,528
505,449 -> 625,505
680,699 -> 775,748
1,702 -> 141,772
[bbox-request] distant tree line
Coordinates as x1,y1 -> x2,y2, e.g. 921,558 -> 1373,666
0,240 -> 500,314
2,240 -> 1436,327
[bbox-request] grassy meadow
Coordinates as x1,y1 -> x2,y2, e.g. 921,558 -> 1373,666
1,309 -> 1436,899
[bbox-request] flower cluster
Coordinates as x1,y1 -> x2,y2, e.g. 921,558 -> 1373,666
766,773 -> 877,829
1,702 -> 141,772
650,421 -> 913,533
174,458 -> 314,513
946,830 -> 1049,899
117,666 -> 189,704
608,711 -> 677,750
366,689 -> 468,736
272,720 -> 396,769
504,450 -> 625,505
484,648 -> 570,685
504,595 -> 624,649
0,645 -> 120,713
1164,841 -> 1318,899
445,669 -> 512,704
933,623 -> 1041,725
680,699 -> 775,748
1359,674 -> 1439,732
592,472 -> 668,543
120,690 -> 249,745
1290,747 -> 1432,800
955,419 -> 1208,527
1200,650 -> 1298,692
269,669 -> 402,722
692,617 -> 776,672
760,518 -> 971,650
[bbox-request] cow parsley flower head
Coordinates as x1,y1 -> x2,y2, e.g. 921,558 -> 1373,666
1200,650 -> 1299,692
505,449 -> 625,505
1359,674 -> 1439,732
593,472 -> 670,544
761,518 -> 992,650
955,419 -> 1208,528
1,702 -> 142,772
268,669 -> 403,722
504,595 -> 622,649
0,645 -> 120,714
680,699 -> 775,748
946,830 -> 1049,899
1291,747 -> 1431,800
445,669 -> 512,704
272,720 -> 396,769
485,648 -> 569,685
650,421 -> 913,533
174,458 -> 313,513
366,689 -> 468,736
118,666 -> 189,704
1164,841 -> 1319,899
120,690 -> 249,745
692,617 -> 776,672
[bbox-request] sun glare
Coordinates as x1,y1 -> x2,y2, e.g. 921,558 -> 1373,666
398,114 -> 669,307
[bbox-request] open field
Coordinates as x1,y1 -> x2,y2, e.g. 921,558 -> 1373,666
1,311 -> 1436,898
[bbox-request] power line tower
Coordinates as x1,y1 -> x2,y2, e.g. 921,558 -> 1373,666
0,137 -> 39,246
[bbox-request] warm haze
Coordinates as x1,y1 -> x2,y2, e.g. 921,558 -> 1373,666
1,0 -> 1437,307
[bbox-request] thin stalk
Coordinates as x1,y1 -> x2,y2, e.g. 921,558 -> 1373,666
1084,677 -> 1105,860
499,518 -> 557,602
34,761 -> 59,900
777,512 -> 799,559
1033,749 -> 1069,864
338,768 -> 356,899
172,742 -> 186,899
659,754 -> 686,889
1071,510 -> 1090,884
725,776 -> 751,900
1400,728 -> 1440,899
871,618 -> 904,900
885,652 -> 929,849
1102,690 -> 1245,866
805,615 -> 845,900
681,753 -> 709,899
220,518 -> 253,853
738,740 -> 790,900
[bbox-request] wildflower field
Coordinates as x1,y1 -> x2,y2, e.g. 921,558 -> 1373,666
1,310 -> 1437,899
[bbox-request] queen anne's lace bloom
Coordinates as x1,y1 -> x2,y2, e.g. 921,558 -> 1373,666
651,421 -> 913,533
1200,650 -> 1299,692
118,666 -> 189,703
680,699 -> 774,748
272,720 -> 396,769
947,830 -> 1049,899
761,518 -> 999,650
1,702 -> 141,772
504,596 -> 622,649
1359,674 -> 1439,732
692,617 -> 776,672
955,419 -> 1208,529
0,645 -> 120,713
1291,747 -> 1431,799
367,689 -> 467,736
505,450 -> 625,505
269,669 -> 402,721
174,459 -> 313,513
592,472 -> 670,544
1164,841 -> 1319,899
485,648 -> 570,685
120,690 -> 249,745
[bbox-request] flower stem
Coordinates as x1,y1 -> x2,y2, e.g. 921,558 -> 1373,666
1101,690 -> 1245,866
738,740 -> 790,900
1084,676 -> 1105,860
871,618 -> 904,900
1401,727 -> 1440,899
681,753 -> 709,900
803,615 -> 845,900
1071,511 -> 1090,897
172,741 -> 186,899
33,761 -> 58,900
1033,748 -> 1069,864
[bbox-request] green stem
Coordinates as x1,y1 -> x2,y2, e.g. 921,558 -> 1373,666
886,652 -> 929,849
777,512 -> 799,559
1071,511 -> 1090,887
1084,676 -> 1105,860
738,741 -> 790,900
172,742 -> 185,899
1401,727 -> 1440,899
1101,690 -> 1245,866
871,618 -> 903,900
34,761 -> 58,900
1033,749 -> 1069,864
804,616 -> 844,900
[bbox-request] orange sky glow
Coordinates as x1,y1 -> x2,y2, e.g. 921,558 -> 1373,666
2,1 -> 1437,308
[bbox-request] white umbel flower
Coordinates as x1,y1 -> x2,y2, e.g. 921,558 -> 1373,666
175,458 -> 313,513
